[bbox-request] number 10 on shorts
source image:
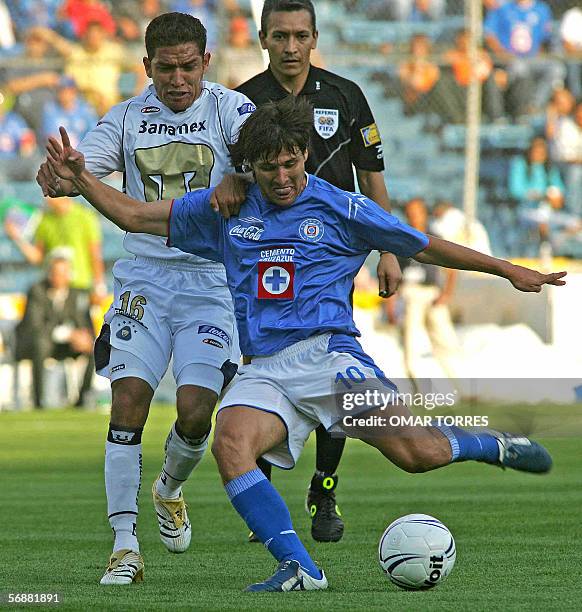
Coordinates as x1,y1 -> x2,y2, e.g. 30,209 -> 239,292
335,366 -> 366,390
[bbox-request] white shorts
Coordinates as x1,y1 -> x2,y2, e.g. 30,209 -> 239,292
219,333 -> 396,469
95,257 -> 239,392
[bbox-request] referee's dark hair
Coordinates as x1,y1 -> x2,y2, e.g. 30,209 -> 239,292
232,95 -> 312,167
261,0 -> 317,34
145,12 -> 207,59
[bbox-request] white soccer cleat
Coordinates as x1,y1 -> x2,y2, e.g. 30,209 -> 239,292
152,481 -> 192,553
100,549 -> 144,585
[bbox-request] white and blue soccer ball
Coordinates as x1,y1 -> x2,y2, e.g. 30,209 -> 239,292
379,513 -> 456,590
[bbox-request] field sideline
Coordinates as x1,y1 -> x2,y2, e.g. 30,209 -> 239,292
1,407 -> 581,611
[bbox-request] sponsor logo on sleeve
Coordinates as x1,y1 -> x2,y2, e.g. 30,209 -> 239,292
237,103 -> 256,116
314,108 -> 339,139
360,122 -> 380,147
198,325 -> 231,346
111,364 -> 126,373
258,261 -> 295,299
298,218 -> 325,242
141,105 -> 161,114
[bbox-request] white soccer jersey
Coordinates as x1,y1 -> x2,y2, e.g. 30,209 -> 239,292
79,82 -> 255,263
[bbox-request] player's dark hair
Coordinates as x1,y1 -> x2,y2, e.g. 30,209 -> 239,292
232,95 -> 312,167
261,0 -> 317,34
145,12 -> 207,59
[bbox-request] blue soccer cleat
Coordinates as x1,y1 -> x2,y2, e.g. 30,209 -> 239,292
495,433 -> 553,474
245,560 -> 328,592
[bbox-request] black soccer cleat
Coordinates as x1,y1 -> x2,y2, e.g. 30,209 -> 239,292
496,432 -> 553,474
306,473 -> 345,543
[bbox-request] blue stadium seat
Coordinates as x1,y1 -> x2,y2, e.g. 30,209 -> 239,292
0,239 -> 25,264
442,125 -> 466,149
338,16 -> 464,47
430,154 -> 465,178
0,181 -> 43,205
0,267 -> 40,293
480,157 -> 509,182
386,176 -> 427,202
481,124 -> 534,150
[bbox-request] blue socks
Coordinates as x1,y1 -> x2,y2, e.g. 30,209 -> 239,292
438,426 -> 500,464
225,468 -> 321,579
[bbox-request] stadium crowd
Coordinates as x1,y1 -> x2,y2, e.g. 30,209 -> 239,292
0,0 -> 580,412
0,0 -> 580,257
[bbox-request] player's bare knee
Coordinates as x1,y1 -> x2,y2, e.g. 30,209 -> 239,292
212,429 -> 249,468
176,386 -> 217,438
110,378 -> 152,427
212,423 -> 258,482
176,406 -> 213,439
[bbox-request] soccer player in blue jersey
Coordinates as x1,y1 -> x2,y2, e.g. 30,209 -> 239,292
46,96 -> 565,593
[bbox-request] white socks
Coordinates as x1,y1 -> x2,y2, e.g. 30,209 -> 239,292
104,421 -> 209,553
105,426 -> 143,554
155,423 -> 209,499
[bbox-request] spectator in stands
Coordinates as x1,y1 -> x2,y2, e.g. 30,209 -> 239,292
60,0 -> 117,40
32,21 -> 145,115
4,0 -> 74,39
484,0 -> 566,116
14,252 -> 95,408
170,1 -> 218,51
112,0 -> 164,43
1,27 -> 62,136
0,0 -> 15,51
41,76 -> 98,148
364,0 -> 445,20
559,7 -> 582,100
432,199 -> 492,255
399,33 -> 465,123
482,0 -> 505,10
546,86 -> 575,146
392,0 -> 446,21
385,197 -> 461,383
4,196 -> 106,300
547,96 -> 582,217
222,12 -> 265,88
509,136 -> 577,254
444,28 -> 505,122
0,90 -> 36,180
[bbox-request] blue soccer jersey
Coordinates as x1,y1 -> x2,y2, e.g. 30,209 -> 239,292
484,1 -> 552,57
168,175 -> 429,356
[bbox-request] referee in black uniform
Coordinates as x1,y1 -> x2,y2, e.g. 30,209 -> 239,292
237,0 -> 401,543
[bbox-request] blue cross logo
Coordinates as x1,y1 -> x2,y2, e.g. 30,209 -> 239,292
263,266 -> 290,294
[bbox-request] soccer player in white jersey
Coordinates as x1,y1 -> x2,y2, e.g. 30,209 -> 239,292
47,97 -> 565,592
37,13 -> 254,585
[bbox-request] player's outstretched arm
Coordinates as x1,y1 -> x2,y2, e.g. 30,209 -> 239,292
415,235 -> 567,293
46,126 -> 171,236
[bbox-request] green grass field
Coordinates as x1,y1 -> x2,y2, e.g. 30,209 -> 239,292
1,406 -> 581,611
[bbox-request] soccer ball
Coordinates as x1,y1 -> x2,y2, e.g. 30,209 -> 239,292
378,513 -> 456,590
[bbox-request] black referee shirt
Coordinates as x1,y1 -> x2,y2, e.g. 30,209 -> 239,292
236,65 -> 384,192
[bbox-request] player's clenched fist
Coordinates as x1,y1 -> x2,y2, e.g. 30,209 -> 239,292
46,126 -> 86,181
